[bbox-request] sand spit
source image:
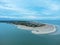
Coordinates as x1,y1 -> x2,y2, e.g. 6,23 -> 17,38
16,24 -> 56,34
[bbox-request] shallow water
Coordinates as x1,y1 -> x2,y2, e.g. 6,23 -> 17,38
0,20 -> 60,45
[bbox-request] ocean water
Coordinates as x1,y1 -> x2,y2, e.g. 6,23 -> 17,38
0,20 -> 60,45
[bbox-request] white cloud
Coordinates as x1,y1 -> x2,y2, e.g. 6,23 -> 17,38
23,15 -> 37,19
49,4 -> 60,11
0,15 -> 60,20
0,0 -> 37,16
0,0 -> 60,19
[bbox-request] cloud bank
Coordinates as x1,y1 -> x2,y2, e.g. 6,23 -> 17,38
0,0 -> 60,20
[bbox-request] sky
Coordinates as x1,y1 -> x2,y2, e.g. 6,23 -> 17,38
0,0 -> 60,20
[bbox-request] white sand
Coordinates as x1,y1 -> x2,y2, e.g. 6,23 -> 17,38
16,24 -> 56,34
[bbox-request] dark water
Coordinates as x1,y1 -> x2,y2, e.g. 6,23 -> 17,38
0,20 -> 60,45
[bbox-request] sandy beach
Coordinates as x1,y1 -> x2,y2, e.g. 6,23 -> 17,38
16,24 -> 56,34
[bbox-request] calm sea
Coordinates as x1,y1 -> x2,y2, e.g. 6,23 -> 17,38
0,20 -> 60,45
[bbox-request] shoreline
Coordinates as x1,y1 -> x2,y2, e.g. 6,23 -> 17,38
16,24 -> 56,34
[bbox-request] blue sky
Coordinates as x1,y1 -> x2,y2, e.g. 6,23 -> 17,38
0,0 -> 60,20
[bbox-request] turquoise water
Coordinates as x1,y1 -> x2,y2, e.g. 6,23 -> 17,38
0,20 -> 60,45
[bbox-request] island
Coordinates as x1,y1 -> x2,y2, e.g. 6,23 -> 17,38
0,21 -> 56,34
